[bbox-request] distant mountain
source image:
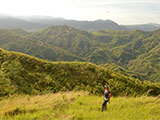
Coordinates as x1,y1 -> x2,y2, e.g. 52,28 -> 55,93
0,15 -> 127,31
26,17 -> 127,31
0,28 -> 84,61
122,23 -> 160,31
1,15 -> 160,32
0,15 -> 47,32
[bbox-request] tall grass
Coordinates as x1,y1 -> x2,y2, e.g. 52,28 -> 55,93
0,91 -> 87,120
68,95 -> 160,120
0,92 -> 159,120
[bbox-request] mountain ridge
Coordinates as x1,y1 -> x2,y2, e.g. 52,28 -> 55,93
1,15 -> 160,32
0,48 -> 159,97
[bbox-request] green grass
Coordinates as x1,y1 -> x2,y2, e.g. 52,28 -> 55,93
0,92 -> 159,120
68,96 -> 160,120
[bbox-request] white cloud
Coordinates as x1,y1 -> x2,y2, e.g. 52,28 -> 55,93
0,0 -> 160,24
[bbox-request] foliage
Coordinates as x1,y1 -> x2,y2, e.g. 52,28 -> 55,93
0,27 -> 159,82
68,95 -> 160,120
0,48 -> 159,97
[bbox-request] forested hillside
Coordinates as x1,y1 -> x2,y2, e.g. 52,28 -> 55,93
0,29 -> 84,62
93,30 -> 160,82
0,26 -> 159,82
0,48 -> 160,98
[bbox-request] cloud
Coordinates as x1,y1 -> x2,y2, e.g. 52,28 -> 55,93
0,0 -> 160,24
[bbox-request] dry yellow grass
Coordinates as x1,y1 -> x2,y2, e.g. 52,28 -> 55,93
0,91 -> 88,120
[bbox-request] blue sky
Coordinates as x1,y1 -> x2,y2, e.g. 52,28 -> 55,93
0,0 -> 160,24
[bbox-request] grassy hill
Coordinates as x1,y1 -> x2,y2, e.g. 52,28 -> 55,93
0,48 -> 160,98
0,92 -> 159,120
0,48 -> 159,120
0,29 -> 84,62
0,26 -> 159,82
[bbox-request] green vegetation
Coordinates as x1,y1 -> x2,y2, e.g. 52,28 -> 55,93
101,63 -> 149,81
0,15 -> 159,120
0,29 -> 84,62
0,40 -> 159,119
93,30 -> 160,82
0,92 -> 159,120
0,48 -> 159,97
0,26 -> 159,82
0,92 -> 87,120
68,95 -> 160,120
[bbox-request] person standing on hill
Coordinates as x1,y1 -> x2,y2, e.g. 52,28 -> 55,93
101,85 -> 112,112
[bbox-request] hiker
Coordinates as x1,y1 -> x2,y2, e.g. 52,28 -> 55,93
101,85 -> 112,111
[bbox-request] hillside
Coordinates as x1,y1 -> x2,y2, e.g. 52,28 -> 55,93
0,29 -> 84,62
0,26 -> 159,82
0,92 -> 160,120
101,63 -> 149,81
30,26 -> 102,58
0,48 -> 160,98
30,26 -> 160,82
93,30 -> 160,82
127,42 -> 160,82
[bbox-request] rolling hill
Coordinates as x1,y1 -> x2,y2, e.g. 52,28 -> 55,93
0,28 -> 84,62
0,26 -> 159,82
0,48 -> 159,98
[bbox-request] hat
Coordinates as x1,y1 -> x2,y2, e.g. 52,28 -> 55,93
105,85 -> 109,89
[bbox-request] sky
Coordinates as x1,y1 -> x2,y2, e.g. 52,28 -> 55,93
0,0 -> 160,24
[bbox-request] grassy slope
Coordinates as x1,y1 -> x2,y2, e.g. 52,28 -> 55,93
0,48 -> 160,97
0,92 -> 159,120
69,95 -> 160,120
